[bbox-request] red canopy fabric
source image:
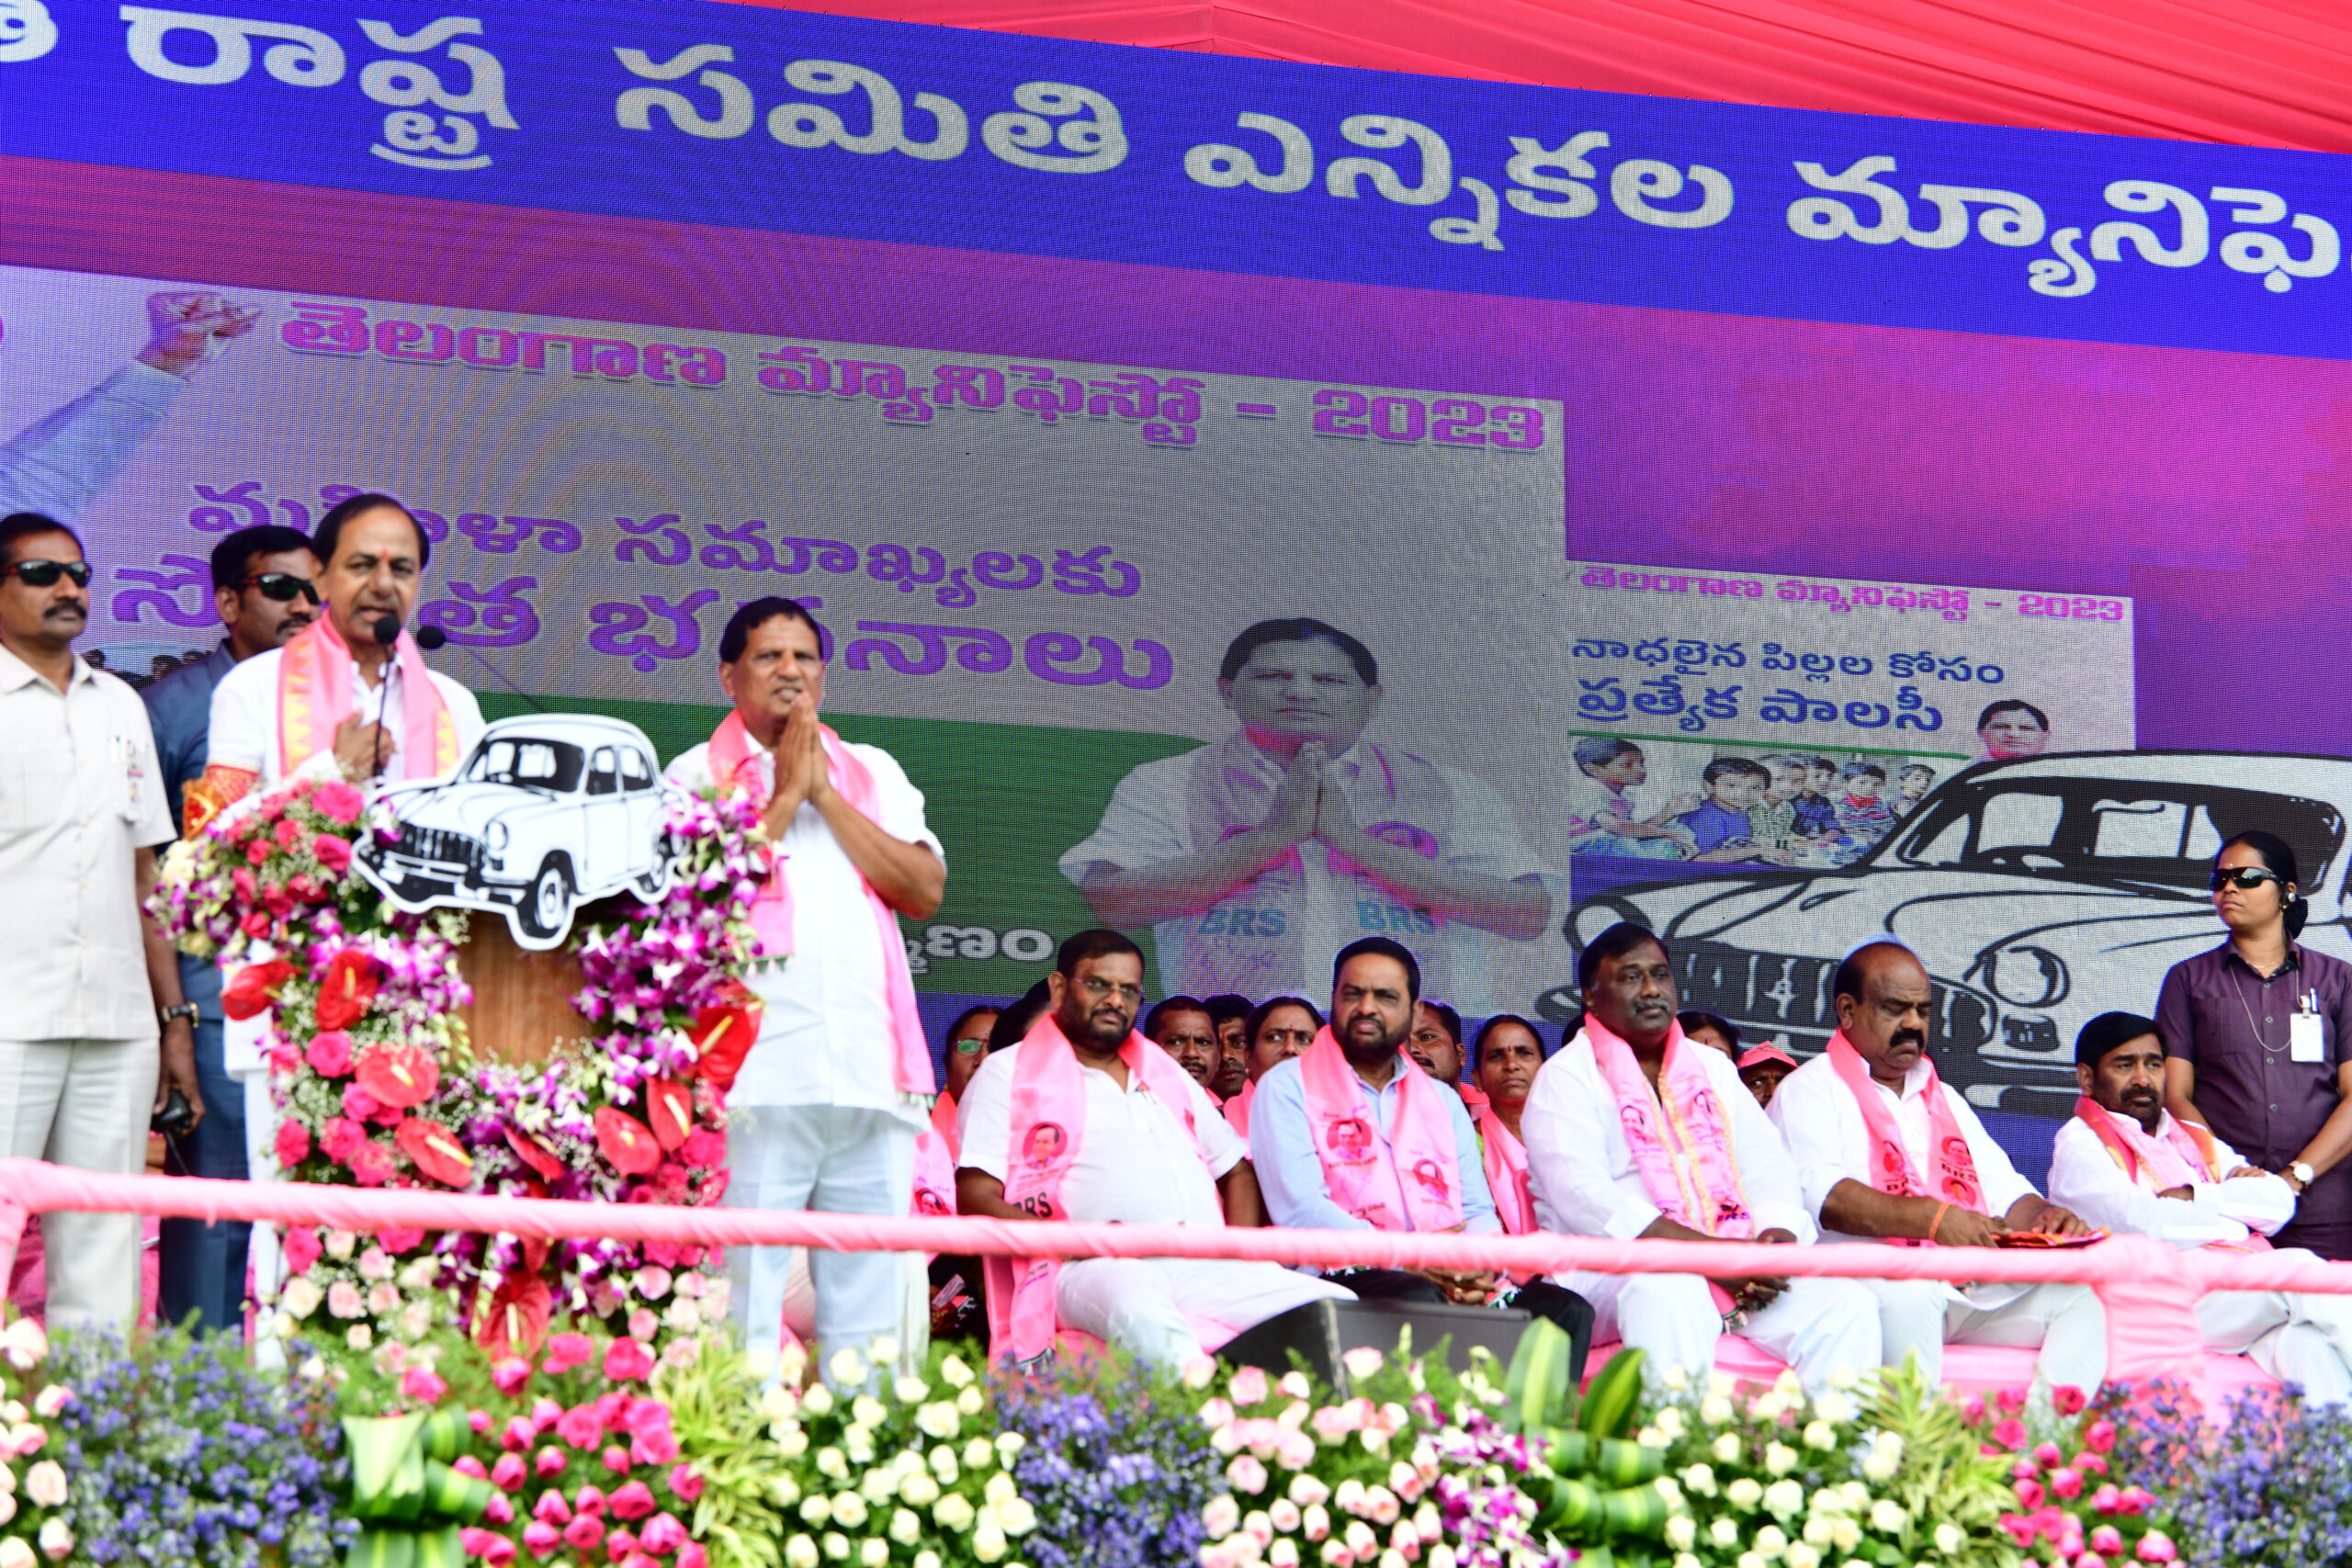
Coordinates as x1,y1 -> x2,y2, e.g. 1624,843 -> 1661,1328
718,0 -> 2352,152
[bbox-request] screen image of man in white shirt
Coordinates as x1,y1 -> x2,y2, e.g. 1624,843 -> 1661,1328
1058,618 -> 1551,1014
1769,942 -> 2107,1396
2050,1010 -> 2352,1404
0,512 -> 204,1326
665,597 -> 946,1377
1521,922 -> 1882,1392
956,930 -> 1350,1370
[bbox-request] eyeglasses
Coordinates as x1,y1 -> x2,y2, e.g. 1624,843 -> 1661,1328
1076,976 -> 1145,1006
241,571 -> 321,604
950,1037 -> 989,1055
2211,866 -> 2287,893
4,559 -> 91,589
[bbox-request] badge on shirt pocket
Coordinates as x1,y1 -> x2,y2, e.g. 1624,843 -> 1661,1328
2291,1009 -> 2326,1064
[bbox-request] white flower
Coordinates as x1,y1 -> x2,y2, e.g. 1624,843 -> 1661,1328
1811,1388 -> 1854,1424
1763,1480 -> 1804,1519
1830,1520 -> 1860,1553
900,1473 -> 941,1507
1734,1554 -> 1764,1568
1653,1405 -> 1686,1440
860,1540 -> 888,1568
1764,1442 -> 1798,1477
916,1402 -> 960,1440
1680,1463 -> 1717,1497
28,1388 -> 66,1421
957,1385 -> 986,1416
801,1496 -> 834,1528
1426,1549 -> 1454,1568
0,1532 -> 23,1564
779,1429 -> 811,1460
1287,1476 -> 1330,1509
1664,1517 -> 1696,1551
1182,1355 -> 1219,1390
398,1257 -> 440,1292
0,1321 -> 43,1372
829,1348 -> 871,1386
1341,1347 -> 1385,1380
862,1469 -> 900,1506
1804,1517 -> 1835,1547
870,1337 -> 901,1366
1934,1522 -> 1963,1554
345,1325 -> 372,1351
973,1518 -> 1008,1563
325,1230 -> 357,1260
1710,1518 -> 1740,1548
964,1438 -> 996,1472
895,1376 -> 930,1404
775,1475 -> 804,1506
888,1509 -> 922,1546
1712,1433 -> 1743,1463
818,1449 -> 851,1481
1839,1481 -> 1871,1512
400,1300 -> 435,1340
824,1533 -> 850,1561
1803,1420 -> 1837,1451
36,1519 -> 71,1562
280,1278 -> 323,1319
1699,1394 -> 1736,1427
935,1495 -> 977,1533
854,1395 -> 888,1427
1868,1500 -> 1905,1534
914,1554 -> 941,1568
996,1498 -> 1038,1536
1204,1495 -> 1244,1538
833,1492 -> 871,1529
0,1490 -> 14,1524
995,1433 -> 1027,1465
1783,1545 -> 1820,1568
1754,1525 -> 1788,1555
1659,1362 -> 1690,1392
980,1473 -> 1016,1507
1859,1450 -> 1897,1483
802,1383 -> 837,1416
1725,1478 -> 1763,1511
930,1447 -> 960,1484
23,1463 -> 65,1508
763,1385 -> 802,1421
1269,1542 -> 1299,1568
938,1353 -> 976,1387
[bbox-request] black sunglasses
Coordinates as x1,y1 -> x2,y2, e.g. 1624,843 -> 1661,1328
2211,866 -> 2287,893
5,558 -> 92,589
241,571 -> 322,604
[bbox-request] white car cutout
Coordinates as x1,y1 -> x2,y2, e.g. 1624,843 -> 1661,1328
358,714 -> 680,949
1550,750 -> 2351,1115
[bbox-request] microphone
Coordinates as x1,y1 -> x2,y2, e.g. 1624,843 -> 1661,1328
370,615 -> 401,779
415,623 -> 548,713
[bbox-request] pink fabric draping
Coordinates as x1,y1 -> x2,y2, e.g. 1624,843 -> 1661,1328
717,0 -> 2352,153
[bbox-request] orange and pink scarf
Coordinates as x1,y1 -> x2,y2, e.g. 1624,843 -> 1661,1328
2072,1097 -> 2270,1253
277,614 -> 458,780
1297,1027 -> 1464,1233
707,710 -> 933,1097
1585,1014 -> 1756,1240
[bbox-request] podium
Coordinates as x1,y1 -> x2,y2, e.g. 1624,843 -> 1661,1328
453,912 -> 594,1066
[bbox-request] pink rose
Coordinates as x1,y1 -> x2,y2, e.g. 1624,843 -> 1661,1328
639,1514 -> 687,1554
283,1226 -> 322,1276
542,1333 -> 594,1375
530,1397 -> 563,1433
2052,1385 -> 2087,1416
453,1456 -> 489,1481
573,1484 -> 607,1517
246,839 -> 273,866
313,781 -> 366,824
556,1404 -> 605,1450
604,1338 -> 655,1383
520,1520 -> 560,1556
378,1225 -> 424,1255
320,1117 -> 365,1162
401,1366 -> 449,1404
1993,1418 -> 2029,1450
481,1495 -> 515,1528
304,1032 -> 355,1077
492,1359 -> 533,1397
327,1280 -> 365,1319
618,1556 -> 659,1568
348,1141 -> 395,1187
607,1481 -> 657,1522
313,833 -> 354,872
2051,1467 -> 2084,1500
341,1084 -> 383,1122
534,1445 -> 568,1480
501,1416 -> 536,1453
628,1309 -> 660,1343
491,1454 -> 526,1492
679,1128 -> 727,1169
602,1445 -> 630,1474
533,1488 -> 572,1525
677,1545 -> 708,1568
274,818 -> 303,849
667,1465 -> 704,1504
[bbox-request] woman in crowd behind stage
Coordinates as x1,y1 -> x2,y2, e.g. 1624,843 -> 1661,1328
2161,830 -> 2352,1259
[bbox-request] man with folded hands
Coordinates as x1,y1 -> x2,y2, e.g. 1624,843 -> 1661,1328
1769,941 -> 2106,1395
2050,1010 -> 2352,1404
1522,922 -> 1882,1391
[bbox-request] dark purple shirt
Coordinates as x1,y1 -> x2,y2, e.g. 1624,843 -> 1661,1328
2157,941 -> 2352,1226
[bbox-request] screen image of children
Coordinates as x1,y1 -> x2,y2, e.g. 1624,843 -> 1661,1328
1834,761 -> 1900,846
1896,762 -> 1937,811
1566,737 -> 1696,858
1672,757 -> 1792,864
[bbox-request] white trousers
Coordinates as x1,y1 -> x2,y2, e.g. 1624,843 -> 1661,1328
727,1104 -> 915,1376
1056,1256 -> 1353,1372
0,1037 -> 156,1329
2199,1249 -> 2352,1406
1563,1269 -> 1883,1393
239,1068 -> 284,1308
1868,1279 -> 2109,1394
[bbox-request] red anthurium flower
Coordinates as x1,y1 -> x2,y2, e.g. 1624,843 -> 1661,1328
396,1117 -> 474,1187
356,1044 -> 439,1110
221,960 -> 298,1021
314,949 -> 381,1031
645,1078 -> 692,1152
688,997 -> 758,1092
477,1269 -> 554,1359
594,1109 -> 662,1176
504,1126 -> 563,1181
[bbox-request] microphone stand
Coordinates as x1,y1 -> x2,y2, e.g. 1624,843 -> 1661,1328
370,615 -> 401,780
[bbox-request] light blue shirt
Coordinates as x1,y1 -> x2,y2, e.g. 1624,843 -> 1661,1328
1250,1053 -> 1499,1235
0,360 -> 186,524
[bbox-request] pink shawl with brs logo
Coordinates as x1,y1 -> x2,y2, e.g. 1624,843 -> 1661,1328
1297,1026 -> 1464,1233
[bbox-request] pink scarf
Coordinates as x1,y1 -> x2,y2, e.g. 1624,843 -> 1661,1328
277,614 -> 458,779
1474,1105 -> 1534,1236
1297,1027 -> 1464,1233
1585,1015 -> 1755,1239
986,1014 -> 1216,1362
910,1093 -> 958,1219
1224,1078 -> 1255,1141
1825,1029 -> 1984,1237
707,711 -> 933,1096
2072,1098 -> 2271,1253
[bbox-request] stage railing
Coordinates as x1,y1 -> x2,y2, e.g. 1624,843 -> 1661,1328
8,1157 -> 2346,1393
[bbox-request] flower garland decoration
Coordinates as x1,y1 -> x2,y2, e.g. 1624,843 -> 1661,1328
1976,1387 -> 2172,1568
154,779 -> 771,1361
0,1319 -> 73,1568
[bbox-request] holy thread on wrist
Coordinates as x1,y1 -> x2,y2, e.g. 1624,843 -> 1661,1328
1928,1200 -> 1951,1244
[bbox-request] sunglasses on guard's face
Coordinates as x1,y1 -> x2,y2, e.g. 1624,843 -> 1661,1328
4,559 -> 92,589
2211,866 -> 2287,893
241,571 -> 322,604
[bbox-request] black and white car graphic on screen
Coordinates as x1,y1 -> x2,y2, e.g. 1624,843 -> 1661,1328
358,715 -> 679,949
1549,751 -> 2351,1116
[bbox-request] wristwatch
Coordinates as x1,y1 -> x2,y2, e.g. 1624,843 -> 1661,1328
158,1002 -> 199,1031
2291,1161 -> 2317,1190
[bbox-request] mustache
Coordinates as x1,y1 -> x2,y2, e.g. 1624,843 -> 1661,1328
1890,1029 -> 1926,1051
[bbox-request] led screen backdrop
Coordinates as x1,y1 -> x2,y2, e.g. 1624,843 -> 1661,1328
4,0 -> 2349,1163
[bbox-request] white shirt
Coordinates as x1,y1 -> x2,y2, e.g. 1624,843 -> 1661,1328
1522,1031 -> 1815,1243
1768,1054 -> 2039,1245
1057,739 -> 1550,1012
2047,1107 -> 2295,1250
0,360 -> 187,525
208,643 -> 486,790
0,648 -> 175,1041
956,1038 -> 1242,1226
668,736 -> 941,1122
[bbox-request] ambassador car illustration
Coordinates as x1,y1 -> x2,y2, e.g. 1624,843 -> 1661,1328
1549,750 -> 2352,1115
358,714 -> 678,949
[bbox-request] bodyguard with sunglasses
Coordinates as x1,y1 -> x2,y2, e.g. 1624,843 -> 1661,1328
2160,831 -> 2352,1259
0,513 -> 205,1328
139,524 -> 319,1333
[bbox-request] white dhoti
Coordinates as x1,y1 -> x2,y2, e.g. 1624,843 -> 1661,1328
1056,1257 -> 1353,1372
0,1037 -> 156,1330
1868,1279 -> 2108,1393
727,1103 -> 918,1377
2197,1250 -> 2352,1406
1562,1269 -> 1883,1393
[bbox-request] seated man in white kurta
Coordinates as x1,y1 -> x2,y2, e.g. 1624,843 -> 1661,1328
1522,923 -> 1882,1392
956,930 -> 1350,1371
666,597 -> 946,1378
2051,1010 -> 2352,1404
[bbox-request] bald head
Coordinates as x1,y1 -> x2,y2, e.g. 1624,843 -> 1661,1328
1833,942 -> 1933,1088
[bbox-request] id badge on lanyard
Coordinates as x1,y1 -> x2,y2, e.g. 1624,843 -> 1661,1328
112,734 -> 146,823
2291,989 -> 2327,1064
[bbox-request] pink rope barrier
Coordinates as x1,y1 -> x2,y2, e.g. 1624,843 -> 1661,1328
9,1158 -> 2348,1390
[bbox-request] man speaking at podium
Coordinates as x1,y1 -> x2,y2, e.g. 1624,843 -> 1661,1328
192,492 -> 484,1303
667,598 -> 946,1378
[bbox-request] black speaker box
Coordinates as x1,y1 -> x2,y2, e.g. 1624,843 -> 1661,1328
1217,1298 -> 1532,1393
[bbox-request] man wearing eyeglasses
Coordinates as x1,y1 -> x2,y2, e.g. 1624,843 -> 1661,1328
0,513 -> 205,1328
138,524 -> 319,1334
